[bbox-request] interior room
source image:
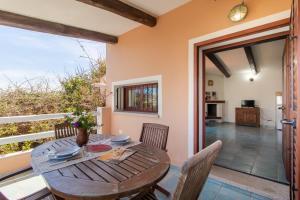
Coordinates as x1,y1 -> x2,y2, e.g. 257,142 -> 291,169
204,39 -> 287,183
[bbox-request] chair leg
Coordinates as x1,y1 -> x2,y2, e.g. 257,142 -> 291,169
154,184 -> 171,197
53,195 -> 65,200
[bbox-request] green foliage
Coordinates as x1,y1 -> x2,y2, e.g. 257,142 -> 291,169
60,58 -> 106,112
0,123 -> 18,137
0,43 -> 107,154
66,110 -> 96,130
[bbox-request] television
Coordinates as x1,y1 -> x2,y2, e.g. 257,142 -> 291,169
241,100 -> 255,107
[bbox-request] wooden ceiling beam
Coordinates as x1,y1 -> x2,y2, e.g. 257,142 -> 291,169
76,0 -> 157,27
244,46 -> 258,74
0,10 -> 118,44
206,53 -> 231,78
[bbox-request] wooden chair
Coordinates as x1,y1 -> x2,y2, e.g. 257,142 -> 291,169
140,123 -> 169,196
140,123 -> 169,151
1,170 -> 54,200
131,140 -> 222,200
54,122 -> 78,139
21,188 -> 54,200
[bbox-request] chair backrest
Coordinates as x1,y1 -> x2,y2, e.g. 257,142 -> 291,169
172,140 -> 222,200
140,123 -> 169,151
0,192 -> 8,200
54,123 -> 78,139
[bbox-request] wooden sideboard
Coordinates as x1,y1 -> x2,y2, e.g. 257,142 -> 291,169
235,107 -> 260,127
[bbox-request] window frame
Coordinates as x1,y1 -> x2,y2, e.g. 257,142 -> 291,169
112,75 -> 162,117
123,83 -> 158,113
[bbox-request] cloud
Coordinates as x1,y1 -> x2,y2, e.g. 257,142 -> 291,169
0,26 -> 106,89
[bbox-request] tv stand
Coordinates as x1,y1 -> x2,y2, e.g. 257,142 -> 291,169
235,107 -> 260,127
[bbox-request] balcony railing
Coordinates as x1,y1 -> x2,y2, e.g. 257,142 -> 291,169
0,110 -> 101,146
0,107 -> 105,176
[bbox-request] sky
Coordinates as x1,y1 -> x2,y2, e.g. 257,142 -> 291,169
0,25 -> 106,90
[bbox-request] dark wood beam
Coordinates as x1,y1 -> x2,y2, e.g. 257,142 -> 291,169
76,0 -> 157,27
244,46 -> 258,74
0,10 -> 118,43
206,53 -> 231,78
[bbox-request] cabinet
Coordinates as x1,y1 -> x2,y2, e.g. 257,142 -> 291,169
235,107 -> 260,127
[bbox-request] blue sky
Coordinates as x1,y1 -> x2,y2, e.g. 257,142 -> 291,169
0,25 -> 106,89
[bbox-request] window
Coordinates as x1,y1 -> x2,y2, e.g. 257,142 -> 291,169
115,83 -> 158,113
112,75 -> 162,116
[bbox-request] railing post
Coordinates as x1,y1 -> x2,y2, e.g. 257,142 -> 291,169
96,107 -> 111,135
96,107 -> 102,134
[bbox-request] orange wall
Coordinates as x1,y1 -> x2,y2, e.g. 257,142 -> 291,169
0,151 -> 31,175
106,0 -> 291,165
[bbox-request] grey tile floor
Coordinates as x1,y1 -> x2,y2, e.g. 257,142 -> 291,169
205,122 -> 288,183
154,166 -> 271,200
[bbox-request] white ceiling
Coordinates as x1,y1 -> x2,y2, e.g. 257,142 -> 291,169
205,39 -> 286,76
0,0 -> 191,36
121,0 -> 191,16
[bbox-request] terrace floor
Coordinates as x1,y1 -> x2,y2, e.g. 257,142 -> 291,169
0,165 -> 288,200
206,122 -> 288,183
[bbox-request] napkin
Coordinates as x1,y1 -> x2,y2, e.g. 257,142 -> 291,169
97,147 -> 135,162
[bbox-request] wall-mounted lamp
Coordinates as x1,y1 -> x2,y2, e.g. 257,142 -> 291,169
249,77 -> 254,82
228,1 -> 248,22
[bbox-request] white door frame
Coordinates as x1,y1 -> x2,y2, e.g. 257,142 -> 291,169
187,10 -> 291,157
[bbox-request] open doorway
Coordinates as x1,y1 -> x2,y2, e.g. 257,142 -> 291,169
204,39 -> 288,183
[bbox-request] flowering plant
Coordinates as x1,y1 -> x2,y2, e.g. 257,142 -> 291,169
65,110 -> 96,130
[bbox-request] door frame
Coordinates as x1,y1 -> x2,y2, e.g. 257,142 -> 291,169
187,10 -> 291,156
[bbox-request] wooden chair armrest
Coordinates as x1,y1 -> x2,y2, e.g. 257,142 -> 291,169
21,188 -> 53,200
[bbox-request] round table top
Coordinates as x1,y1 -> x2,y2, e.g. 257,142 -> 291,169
31,134 -> 170,200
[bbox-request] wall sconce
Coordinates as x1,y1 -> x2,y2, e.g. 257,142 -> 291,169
228,1 -> 248,22
249,77 -> 254,82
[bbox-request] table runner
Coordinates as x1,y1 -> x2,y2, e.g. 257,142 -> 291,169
31,134 -> 141,174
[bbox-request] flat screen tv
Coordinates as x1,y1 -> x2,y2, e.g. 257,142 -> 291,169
241,100 -> 255,107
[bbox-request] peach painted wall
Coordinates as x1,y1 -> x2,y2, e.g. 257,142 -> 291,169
106,0 -> 291,165
0,151 -> 31,175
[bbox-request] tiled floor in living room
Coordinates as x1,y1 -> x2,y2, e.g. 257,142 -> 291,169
156,166 -> 271,200
205,122 -> 288,183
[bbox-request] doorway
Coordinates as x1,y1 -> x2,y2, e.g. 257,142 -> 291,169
189,17 -> 293,184
203,38 -> 287,183
190,3 -> 300,199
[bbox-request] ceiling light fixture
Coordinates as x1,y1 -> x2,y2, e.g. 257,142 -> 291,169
228,1 -> 248,22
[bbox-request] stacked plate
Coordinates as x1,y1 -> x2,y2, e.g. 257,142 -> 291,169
111,135 -> 130,145
48,146 -> 80,161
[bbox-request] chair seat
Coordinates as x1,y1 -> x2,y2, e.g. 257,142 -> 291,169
21,188 -> 54,200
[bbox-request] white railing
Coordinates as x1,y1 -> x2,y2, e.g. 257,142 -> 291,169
0,109 -> 101,146
0,131 -> 55,145
0,113 -> 71,124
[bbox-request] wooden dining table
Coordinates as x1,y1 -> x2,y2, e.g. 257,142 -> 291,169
31,134 -> 170,200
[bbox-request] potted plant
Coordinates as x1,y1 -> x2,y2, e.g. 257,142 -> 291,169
65,110 -> 96,147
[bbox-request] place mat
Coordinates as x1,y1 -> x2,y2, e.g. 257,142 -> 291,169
97,148 -> 136,163
31,139 -> 140,174
87,144 -> 112,153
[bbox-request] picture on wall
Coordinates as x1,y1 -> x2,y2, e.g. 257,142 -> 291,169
205,92 -> 211,101
208,80 -> 214,86
212,91 -> 217,100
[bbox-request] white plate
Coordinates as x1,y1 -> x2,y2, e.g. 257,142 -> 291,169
112,139 -> 130,145
48,150 -> 80,161
49,146 -> 80,158
111,135 -> 130,142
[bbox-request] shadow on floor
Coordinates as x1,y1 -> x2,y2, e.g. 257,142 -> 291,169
205,122 -> 288,184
